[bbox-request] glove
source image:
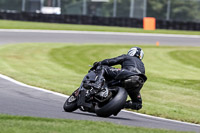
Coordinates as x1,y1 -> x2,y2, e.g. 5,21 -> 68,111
90,62 -> 100,71
93,62 -> 100,67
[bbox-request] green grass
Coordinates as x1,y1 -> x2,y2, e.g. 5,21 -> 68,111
0,20 -> 200,35
0,43 -> 199,124
0,114 -> 191,133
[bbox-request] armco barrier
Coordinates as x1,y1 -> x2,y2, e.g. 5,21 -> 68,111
0,12 -> 200,31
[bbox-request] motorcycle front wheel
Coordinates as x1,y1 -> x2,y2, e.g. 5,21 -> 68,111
63,95 -> 78,112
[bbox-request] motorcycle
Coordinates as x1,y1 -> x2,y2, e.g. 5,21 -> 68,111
63,65 -> 145,117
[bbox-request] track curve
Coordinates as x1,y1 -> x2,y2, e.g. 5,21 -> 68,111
0,29 -> 200,132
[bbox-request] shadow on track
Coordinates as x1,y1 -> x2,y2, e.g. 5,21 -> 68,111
69,111 -> 133,121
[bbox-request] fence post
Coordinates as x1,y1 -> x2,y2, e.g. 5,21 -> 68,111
58,0 -> 61,7
166,0 -> 171,20
113,0 -> 117,17
130,0 -> 135,18
83,0 -> 87,15
143,0 -> 147,18
22,0 -> 26,12
40,0 -> 44,10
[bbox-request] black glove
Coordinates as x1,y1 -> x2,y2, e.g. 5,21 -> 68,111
93,62 -> 100,67
90,62 -> 101,70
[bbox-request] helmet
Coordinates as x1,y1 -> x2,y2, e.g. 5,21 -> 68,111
127,47 -> 144,60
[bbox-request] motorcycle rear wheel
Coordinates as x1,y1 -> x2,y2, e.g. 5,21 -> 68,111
95,87 -> 127,117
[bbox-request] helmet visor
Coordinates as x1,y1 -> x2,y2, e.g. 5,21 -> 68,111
139,50 -> 144,60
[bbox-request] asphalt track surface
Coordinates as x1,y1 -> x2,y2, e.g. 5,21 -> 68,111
0,29 -> 200,46
0,29 -> 200,132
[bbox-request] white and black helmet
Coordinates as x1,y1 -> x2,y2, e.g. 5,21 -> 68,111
127,47 -> 144,60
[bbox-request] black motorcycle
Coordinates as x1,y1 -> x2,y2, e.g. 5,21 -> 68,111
63,65 -> 145,117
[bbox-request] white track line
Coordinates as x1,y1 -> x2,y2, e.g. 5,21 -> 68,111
122,110 -> 200,127
0,29 -> 200,39
0,73 -> 199,127
0,74 -> 68,98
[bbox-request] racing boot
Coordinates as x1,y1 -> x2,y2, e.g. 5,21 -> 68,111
124,100 -> 142,110
124,91 -> 143,110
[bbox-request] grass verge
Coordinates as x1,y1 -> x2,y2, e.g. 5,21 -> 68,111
0,43 -> 199,124
0,114 -> 190,133
0,20 -> 200,35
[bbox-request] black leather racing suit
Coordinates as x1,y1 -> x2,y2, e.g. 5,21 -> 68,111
97,54 -> 146,110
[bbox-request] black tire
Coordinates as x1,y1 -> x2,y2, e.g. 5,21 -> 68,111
95,87 -> 127,117
63,95 -> 78,112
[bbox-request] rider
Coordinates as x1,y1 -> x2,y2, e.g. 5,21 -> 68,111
90,47 -> 147,110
